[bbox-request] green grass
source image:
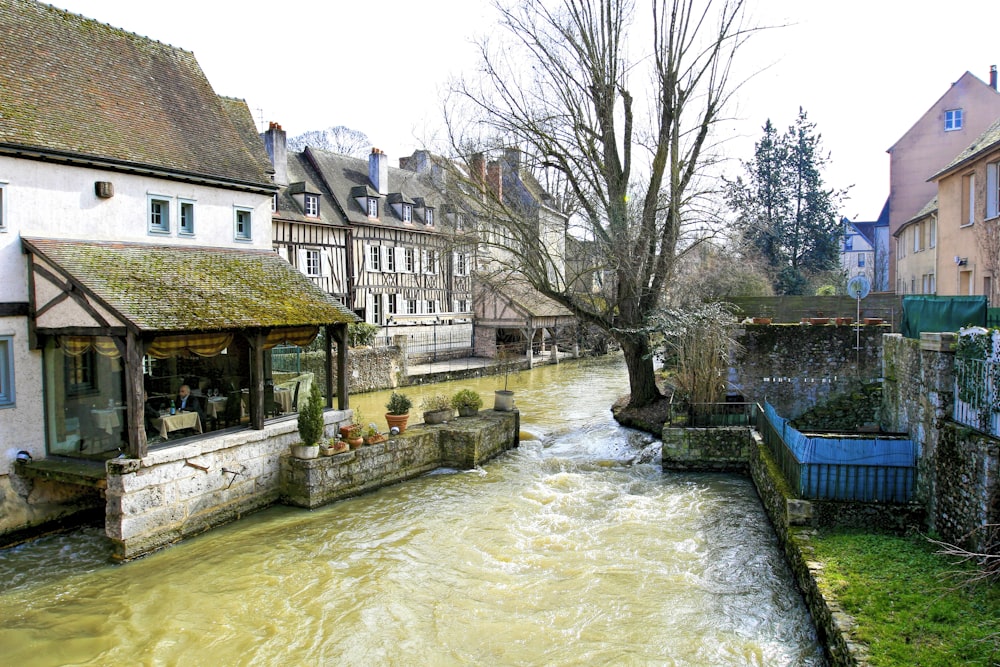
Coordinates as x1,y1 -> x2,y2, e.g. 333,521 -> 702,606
810,528 -> 1000,666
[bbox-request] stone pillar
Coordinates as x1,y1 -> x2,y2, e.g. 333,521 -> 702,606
393,334 -> 409,378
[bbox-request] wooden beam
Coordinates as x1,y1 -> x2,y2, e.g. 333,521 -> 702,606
124,331 -> 147,458
334,323 -> 349,410
324,324 -> 334,409
248,330 -> 266,430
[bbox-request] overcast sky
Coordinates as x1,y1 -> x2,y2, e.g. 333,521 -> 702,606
46,0 -> 1000,221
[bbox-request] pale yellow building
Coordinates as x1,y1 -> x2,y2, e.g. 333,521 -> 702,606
894,197 -> 938,294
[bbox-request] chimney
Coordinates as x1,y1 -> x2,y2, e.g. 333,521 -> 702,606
369,148 -> 389,195
991,65 -> 997,90
487,160 -> 503,200
262,121 -> 288,186
503,147 -> 521,170
470,153 -> 486,199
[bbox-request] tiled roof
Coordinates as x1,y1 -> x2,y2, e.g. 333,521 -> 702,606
273,153 -> 346,227
479,271 -> 574,320
0,0 -> 273,188
23,238 -> 356,331
931,116 -> 1000,181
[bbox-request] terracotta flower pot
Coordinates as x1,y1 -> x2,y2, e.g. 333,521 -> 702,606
347,437 -> 363,450
752,317 -> 771,325
385,412 -> 409,433
864,317 -> 883,325
809,317 -> 830,325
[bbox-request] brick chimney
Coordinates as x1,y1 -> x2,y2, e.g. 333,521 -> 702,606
487,160 -> 503,200
261,121 -> 287,186
369,148 -> 389,195
470,153 -> 487,199
991,65 -> 997,91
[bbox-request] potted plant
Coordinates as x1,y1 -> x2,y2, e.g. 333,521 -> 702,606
362,423 -> 386,445
293,383 -> 324,459
385,391 -> 412,433
422,393 -> 453,424
451,388 -> 483,417
494,347 -> 519,412
346,423 -> 364,449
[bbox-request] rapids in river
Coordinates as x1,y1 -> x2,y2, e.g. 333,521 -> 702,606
0,354 -> 825,665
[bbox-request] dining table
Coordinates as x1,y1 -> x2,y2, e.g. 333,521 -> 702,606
204,396 -> 228,419
90,407 -> 122,434
151,411 -> 202,440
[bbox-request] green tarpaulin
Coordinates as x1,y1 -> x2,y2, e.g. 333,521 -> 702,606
901,296 -> 987,339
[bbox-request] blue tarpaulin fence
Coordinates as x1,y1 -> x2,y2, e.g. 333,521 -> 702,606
762,402 -> 916,502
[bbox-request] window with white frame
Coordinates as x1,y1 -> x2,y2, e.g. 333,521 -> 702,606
857,254 -> 865,267
387,293 -> 398,315
988,162 -> 1000,219
425,208 -> 434,226
271,193 -> 278,213
456,252 -> 468,276
369,245 -> 381,272
0,181 -> 6,232
0,335 -> 14,407
425,249 -> 437,273
945,108 -> 963,131
896,235 -> 905,259
844,235 -> 853,251
234,207 -> 252,240
367,197 -> 378,218
427,300 -> 437,314
385,246 -> 396,272
372,296 -> 382,325
404,247 -> 415,272
148,195 -> 170,233
913,222 -> 923,253
402,204 -> 413,223
406,299 -> 417,315
457,299 -> 468,313
305,194 -> 319,217
179,200 -> 195,235
304,249 -> 321,276
929,217 -> 937,248
962,173 -> 975,226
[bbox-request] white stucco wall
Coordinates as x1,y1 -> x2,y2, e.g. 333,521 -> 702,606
0,317 -> 44,473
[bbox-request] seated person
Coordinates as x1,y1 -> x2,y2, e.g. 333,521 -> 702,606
176,384 -> 205,425
143,391 -> 161,436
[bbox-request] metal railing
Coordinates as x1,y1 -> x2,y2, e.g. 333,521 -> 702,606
271,345 -> 302,373
954,356 -> 1000,437
377,323 -> 474,361
755,404 -> 915,503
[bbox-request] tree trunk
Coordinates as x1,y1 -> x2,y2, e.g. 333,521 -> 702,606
620,335 -> 661,408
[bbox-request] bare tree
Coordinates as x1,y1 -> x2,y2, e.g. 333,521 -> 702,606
448,0 -> 755,409
287,125 -> 371,157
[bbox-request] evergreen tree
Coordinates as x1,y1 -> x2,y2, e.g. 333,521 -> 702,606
726,108 -> 846,294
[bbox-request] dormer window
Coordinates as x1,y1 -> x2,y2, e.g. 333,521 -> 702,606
368,197 -> 378,218
305,193 -> 319,217
426,208 -> 434,226
271,193 -> 278,213
402,204 -> 413,223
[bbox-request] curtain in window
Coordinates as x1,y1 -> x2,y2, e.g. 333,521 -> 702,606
262,326 -> 319,350
60,336 -> 121,358
146,333 -> 234,359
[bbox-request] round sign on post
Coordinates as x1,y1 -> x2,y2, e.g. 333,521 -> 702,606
846,275 -> 871,300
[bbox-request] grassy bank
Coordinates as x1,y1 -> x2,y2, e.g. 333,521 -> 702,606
810,529 -> 1000,666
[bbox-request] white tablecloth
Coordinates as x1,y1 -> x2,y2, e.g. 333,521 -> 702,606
91,408 -> 121,434
205,396 -> 227,419
151,411 -> 202,439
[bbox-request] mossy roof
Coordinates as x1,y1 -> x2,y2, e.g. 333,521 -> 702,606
0,0 -> 273,188
24,238 -> 357,332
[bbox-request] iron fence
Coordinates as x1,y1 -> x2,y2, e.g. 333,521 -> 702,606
755,404 -> 915,503
376,323 -> 474,361
271,345 -> 302,373
954,356 -> 1000,437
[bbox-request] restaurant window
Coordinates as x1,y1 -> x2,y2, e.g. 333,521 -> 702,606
66,349 -> 97,396
234,207 -> 252,240
0,335 -> 14,407
179,200 -> 195,235
148,195 -> 170,234
304,194 -> 319,217
404,247 -> 415,272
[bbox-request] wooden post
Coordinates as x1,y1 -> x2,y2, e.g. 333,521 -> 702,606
324,324 -> 334,409
334,323 -> 349,410
123,331 -> 147,458
248,330 -> 266,430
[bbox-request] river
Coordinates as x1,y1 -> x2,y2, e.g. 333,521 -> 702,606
0,354 -> 825,666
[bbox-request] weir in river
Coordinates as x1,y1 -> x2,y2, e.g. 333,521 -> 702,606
0,355 -> 825,665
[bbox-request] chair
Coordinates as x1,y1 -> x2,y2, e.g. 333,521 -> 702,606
290,381 -> 301,414
264,380 -> 279,417
221,390 -> 243,428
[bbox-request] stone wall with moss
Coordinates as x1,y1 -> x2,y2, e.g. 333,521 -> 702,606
790,383 -> 883,432
934,422 -> 1000,549
299,346 -> 404,397
732,324 -> 885,419
661,427 -> 750,472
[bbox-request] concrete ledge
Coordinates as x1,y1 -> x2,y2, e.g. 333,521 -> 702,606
281,410 -> 519,509
661,426 -> 751,472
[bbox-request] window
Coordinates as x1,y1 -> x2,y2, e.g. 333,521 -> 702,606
857,254 -> 865,267
988,162 -> 1000,219
945,108 -> 963,131
0,182 -> 6,232
896,236 -> 905,259
402,204 -> 413,223
457,299 -> 468,313
304,194 -> 319,217
372,296 -> 382,325
0,336 -> 14,407
456,252 -> 468,276
962,174 -> 975,226
844,235 -> 853,251
179,200 -> 195,235
404,247 -> 415,272
913,222 -> 923,253
385,247 -> 396,272
425,249 -> 437,273
406,299 -> 417,315
271,193 -> 278,213
929,217 -> 937,248
369,245 -> 381,272
387,294 -> 398,315
66,349 -> 97,396
367,197 -> 378,218
426,300 -> 437,314
148,195 -> 170,233
425,209 -> 434,226
234,207 -> 252,240
304,249 -> 321,277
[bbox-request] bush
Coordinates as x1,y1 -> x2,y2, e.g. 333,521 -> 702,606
297,383 -> 325,446
385,391 -> 412,415
450,389 -> 483,410
348,322 -> 380,347
421,394 -> 451,412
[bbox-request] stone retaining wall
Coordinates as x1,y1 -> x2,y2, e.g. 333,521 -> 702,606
105,410 -> 352,561
281,410 -> 519,509
661,426 -> 750,472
